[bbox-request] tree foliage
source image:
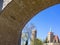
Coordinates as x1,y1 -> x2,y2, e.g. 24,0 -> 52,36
44,37 -> 48,43
35,38 -> 43,45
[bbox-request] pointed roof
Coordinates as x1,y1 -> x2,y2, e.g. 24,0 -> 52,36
48,27 -> 53,34
50,27 -> 52,32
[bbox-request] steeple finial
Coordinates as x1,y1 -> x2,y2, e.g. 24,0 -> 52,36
50,27 -> 52,32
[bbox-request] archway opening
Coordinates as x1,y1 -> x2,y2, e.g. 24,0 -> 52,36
0,0 -> 12,11
21,4 -> 60,45
0,0 -> 3,11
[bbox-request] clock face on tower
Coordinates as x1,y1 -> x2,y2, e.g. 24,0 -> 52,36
0,0 -> 12,11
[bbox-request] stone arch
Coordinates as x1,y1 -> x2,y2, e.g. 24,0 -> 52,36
0,0 -> 60,45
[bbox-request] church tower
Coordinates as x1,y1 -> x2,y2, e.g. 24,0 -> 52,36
47,27 -> 54,42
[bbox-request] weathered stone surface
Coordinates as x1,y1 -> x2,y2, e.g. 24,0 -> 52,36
0,0 -> 60,45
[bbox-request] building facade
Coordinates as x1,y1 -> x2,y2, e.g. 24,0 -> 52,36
47,31 -> 59,43
44,30 -> 60,45
30,29 -> 37,45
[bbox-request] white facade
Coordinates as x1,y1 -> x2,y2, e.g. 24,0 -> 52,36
48,32 -> 54,42
44,31 -> 60,45
31,30 -> 37,40
30,30 -> 37,45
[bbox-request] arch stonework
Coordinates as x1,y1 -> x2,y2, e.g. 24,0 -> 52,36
0,0 -> 60,45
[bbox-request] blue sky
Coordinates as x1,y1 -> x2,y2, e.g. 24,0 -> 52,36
22,4 -> 60,41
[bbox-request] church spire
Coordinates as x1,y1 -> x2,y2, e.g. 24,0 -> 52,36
50,27 -> 52,32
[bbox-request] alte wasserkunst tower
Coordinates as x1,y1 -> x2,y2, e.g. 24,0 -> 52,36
30,29 -> 37,45
44,28 -> 60,45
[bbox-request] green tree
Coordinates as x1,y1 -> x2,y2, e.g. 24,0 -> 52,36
44,37 -> 48,43
35,38 -> 43,45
